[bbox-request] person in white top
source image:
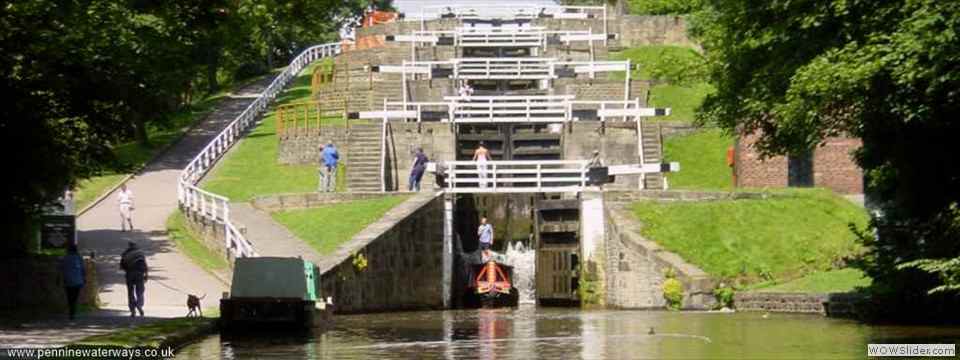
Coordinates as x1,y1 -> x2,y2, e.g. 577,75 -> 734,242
117,184 -> 134,231
473,141 -> 490,188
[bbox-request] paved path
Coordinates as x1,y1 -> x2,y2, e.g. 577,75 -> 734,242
0,79 -> 272,347
229,203 -> 325,265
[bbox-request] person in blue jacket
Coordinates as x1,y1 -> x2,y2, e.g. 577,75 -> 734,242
409,147 -> 428,191
60,244 -> 85,320
320,141 -> 340,192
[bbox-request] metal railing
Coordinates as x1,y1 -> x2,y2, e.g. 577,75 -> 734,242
177,42 -> 341,259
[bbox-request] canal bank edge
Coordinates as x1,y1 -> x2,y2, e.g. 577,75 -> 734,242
604,201 -> 717,310
72,316 -> 217,350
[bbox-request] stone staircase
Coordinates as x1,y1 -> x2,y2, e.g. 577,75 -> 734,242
347,123 -> 384,192
640,121 -> 665,189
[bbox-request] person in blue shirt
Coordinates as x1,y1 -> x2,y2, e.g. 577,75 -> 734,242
320,141 -> 340,192
409,147 -> 428,191
60,244 -> 85,320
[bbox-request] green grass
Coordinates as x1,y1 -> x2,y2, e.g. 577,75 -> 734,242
74,314 -> 216,348
750,268 -> 872,293
664,128 -> 734,190
166,212 -> 228,272
610,45 -> 713,122
73,72 -> 279,211
272,196 -> 410,255
202,61 -> 347,201
648,83 -> 712,122
631,189 -> 869,285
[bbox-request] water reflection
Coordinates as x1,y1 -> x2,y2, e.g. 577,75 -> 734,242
178,307 -> 960,359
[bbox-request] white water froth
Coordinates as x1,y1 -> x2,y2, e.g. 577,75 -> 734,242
504,242 -> 536,304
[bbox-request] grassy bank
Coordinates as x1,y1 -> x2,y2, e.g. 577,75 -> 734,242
631,189 -> 869,286
166,212 -> 228,275
610,45 -> 712,122
272,196 -> 410,255
663,128 -> 733,190
751,268 -> 872,293
202,60 -> 346,201
73,72 -> 278,211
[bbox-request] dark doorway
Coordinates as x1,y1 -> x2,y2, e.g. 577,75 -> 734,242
788,151 -> 814,187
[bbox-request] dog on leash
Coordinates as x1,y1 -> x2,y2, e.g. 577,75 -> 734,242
186,294 -> 205,318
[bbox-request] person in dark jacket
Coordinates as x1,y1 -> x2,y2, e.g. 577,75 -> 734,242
120,241 -> 148,317
409,147 -> 428,191
61,244 -> 85,320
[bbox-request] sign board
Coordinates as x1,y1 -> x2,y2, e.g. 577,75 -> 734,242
41,215 -> 76,249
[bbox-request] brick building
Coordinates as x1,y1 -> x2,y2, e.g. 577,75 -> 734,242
733,130 -> 863,194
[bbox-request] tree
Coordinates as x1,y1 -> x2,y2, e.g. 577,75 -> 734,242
693,0 -> 960,322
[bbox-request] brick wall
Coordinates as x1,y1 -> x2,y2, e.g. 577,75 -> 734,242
735,130 -> 789,189
813,137 -> 863,194
735,130 -> 863,194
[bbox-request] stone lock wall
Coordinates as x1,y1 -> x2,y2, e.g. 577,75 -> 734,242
563,121 -> 642,189
384,122 -> 457,192
735,130 -> 864,194
555,79 -> 651,102
603,202 -> 716,310
277,126 -> 349,165
317,194 -> 445,313
615,16 -> 699,50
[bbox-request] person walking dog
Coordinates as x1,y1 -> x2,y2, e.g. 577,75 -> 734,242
120,242 -> 148,317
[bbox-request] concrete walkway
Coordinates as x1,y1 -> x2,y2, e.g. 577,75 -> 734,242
229,203 -> 325,265
0,79 -> 271,347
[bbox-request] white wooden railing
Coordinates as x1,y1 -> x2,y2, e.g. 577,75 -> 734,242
409,4 -> 608,43
442,160 -> 593,193
395,27 -> 609,49
177,43 -> 341,259
355,96 -> 669,124
379,58 -> 629,80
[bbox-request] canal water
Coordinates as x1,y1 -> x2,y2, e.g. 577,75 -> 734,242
178,307 -> 960,359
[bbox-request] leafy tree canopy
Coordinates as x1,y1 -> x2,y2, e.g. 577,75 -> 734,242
693,0 -> 960,321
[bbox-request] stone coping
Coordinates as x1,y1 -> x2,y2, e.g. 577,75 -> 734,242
734,291 -> 866,317
313,192 -> 442,274
251,192 -> 401,212
606,205 -> 716,296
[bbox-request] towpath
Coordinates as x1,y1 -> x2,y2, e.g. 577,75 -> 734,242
0,78 -> 271,347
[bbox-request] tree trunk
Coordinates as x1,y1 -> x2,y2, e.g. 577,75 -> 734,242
133,113 -> 149,146
207,61 -> 219,94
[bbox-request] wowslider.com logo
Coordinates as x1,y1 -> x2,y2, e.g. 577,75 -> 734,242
868,344 -> 956,357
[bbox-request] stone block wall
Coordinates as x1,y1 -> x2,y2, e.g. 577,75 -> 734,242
0,256 -> 98,312
603,205 -> 716,309
734,291 -> 864,317
384,122 -> 457,191
277,126 -> 349,165
317,193 -> 445,313
736,130 -> 864,194
616,16 -> 699,50
181,210 -> 234,267
563,121 -> 642,189
555,79 -> 650,103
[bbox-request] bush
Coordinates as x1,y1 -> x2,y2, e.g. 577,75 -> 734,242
714,283 -> 734,309
662,269 -> 684,310
628,0 -> 703,15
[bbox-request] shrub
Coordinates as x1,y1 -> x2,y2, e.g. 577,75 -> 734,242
714,283 -> 734,309
662,269 -> 684,310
